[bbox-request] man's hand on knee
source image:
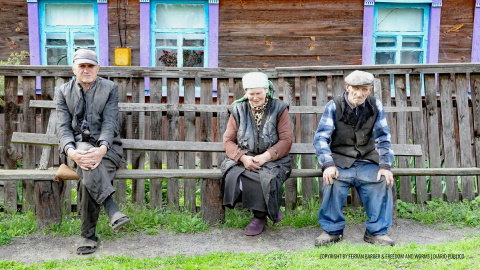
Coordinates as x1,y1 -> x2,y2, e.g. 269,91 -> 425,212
323,166 -> 338,185
377,169 -> 394,187
86,145 -> 108,170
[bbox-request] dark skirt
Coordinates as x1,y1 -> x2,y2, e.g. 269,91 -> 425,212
222,158 -> 291,222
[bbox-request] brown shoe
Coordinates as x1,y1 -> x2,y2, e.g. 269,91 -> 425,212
363,230 -> 395,246
314,231 -> 343,246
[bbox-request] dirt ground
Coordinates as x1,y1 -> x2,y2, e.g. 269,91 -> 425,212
0,218 -> 478,265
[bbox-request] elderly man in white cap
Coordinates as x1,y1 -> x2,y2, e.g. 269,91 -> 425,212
55,49 -> 129,255
221,72 -> 293,236
313,70 -> 395,246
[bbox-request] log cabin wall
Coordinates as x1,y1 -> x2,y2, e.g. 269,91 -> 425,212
438,0 -> 475,63
218,0 -> 365,67
0,1 -> 478,67
0,1 -> 30,59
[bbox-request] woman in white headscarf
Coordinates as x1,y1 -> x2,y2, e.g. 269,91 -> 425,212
221,72 -> 293,236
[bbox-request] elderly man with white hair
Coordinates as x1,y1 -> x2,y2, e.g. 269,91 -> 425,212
313,70 -> 395,246
221,72 -> 293,236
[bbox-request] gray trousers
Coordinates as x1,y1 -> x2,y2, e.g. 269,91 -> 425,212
68,142 -> 119,238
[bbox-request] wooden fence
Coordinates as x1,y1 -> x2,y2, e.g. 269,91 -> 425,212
1,63 -> 480,214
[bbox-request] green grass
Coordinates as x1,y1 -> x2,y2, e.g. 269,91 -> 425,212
397,197 -> 480,228
1,199 -> 480,269
1,237 -> 479,269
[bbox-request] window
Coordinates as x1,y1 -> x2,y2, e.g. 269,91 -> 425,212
151,2 -> 208,67
373,4 -> 429,65
39,1 -> 99,65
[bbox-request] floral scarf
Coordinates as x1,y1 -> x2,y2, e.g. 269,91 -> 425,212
250,97 -> 269,130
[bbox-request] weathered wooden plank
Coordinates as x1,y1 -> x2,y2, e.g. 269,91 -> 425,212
130,78 -> 143,204
4,76 -> 18,213
5,167 -> 480,181
455,74 -> 475,200
200,79 -> 224,225
395,75 -> 413,203
29,100 -> 420,114
425,74 -> 443,199
315,76 -> 329,202
379,74 -> 397,216
112,77 -> 129,205
21,76 -> 36,212
439,73 -> 459,202
183,78 -> 197,213
149,77 -> 163,209
11,133 -> 422,156
282,76 -> 297,210
55,77 -> 72,216
332,75 -> 344,99
470,73 -> 480,198
35,77 -> 62,229
300,77 -> 314,202
2,64 -> 480,79
216,78 -> 230,215
132,78 -> 146,205
166,78 -> 180,209
409,74 -> 428,203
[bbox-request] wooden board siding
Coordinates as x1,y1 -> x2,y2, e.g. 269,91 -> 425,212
0,1 -> 478,68
218,0 -> 365,67
0,1 -> 29,58
438,0 -> 475,63
107,0 -> 140,66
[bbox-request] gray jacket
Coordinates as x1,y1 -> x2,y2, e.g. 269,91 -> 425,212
55,77 -> 123,167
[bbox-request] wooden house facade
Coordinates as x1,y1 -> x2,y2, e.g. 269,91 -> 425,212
0,0 -> 479,73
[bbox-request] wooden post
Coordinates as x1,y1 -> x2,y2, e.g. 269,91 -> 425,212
470,73 -> 480,199
149,77 -> 163,209
282,77 -> 297,210
300,77 -> 314,202
4,76 -> 18,213
166,79 -> 179,209
183,78 -> 197,213
35,76 -> 62,228
21,77 -> 36,213
315,76 -> 329,203
200,79 -> 224,224
113,77 -> 128,205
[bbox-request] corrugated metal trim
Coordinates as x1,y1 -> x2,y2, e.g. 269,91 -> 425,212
364,1 -> 375,6
432,3 -> 442,7
97,0 -> 107,3
139,0 -> 150,2
209,0 -> 219,4
27,0 -> 37,2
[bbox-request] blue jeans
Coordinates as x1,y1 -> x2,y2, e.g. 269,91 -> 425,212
318,162 -> 393,235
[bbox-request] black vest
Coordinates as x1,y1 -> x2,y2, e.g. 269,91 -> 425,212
331,94 -> 379,169
230,99 -> 288,155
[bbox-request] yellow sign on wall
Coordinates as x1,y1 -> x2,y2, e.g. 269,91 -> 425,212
114,47 -> 131,66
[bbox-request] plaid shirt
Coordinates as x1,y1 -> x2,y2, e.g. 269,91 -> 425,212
313,95 -> 394,170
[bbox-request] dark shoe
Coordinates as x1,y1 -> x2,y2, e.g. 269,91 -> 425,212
76,237 -> 99,255
363,230 -> 395,246
109,212 -> 131,230
315,231 -> 343,246
274,209 -> 283,223
245,217 -> 267,236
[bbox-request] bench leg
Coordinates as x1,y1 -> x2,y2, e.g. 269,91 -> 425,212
34,180 -> 63,229
201,179 -> 225,225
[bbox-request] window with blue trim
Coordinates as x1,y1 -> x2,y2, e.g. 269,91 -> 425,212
151,1 -> 209,67
40,0 -> 99,65
373,3 -> 429,65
